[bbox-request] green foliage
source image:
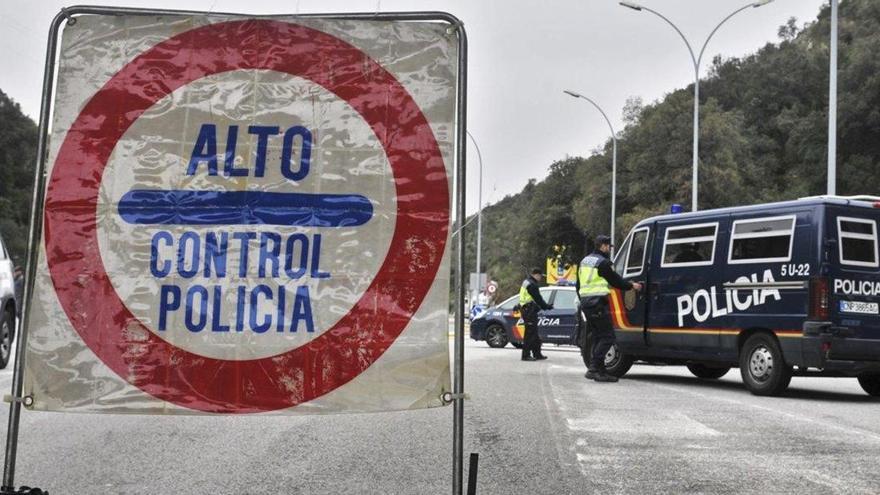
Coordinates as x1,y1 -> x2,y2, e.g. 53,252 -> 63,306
2,1 -> 879,308
0,89 -> 38,268
467,0 -> 880,302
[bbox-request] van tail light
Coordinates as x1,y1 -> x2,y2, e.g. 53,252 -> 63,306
809,276 -> 830,320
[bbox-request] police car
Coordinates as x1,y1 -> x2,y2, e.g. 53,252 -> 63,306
0,233 -> 17,369
605,195 -> 880,396
469,286 -> 580,348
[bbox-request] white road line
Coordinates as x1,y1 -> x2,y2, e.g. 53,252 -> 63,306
671,411 -> 724,437
564,409 -> 722,438
539,361 -> 584,479
540,360 -> 880,494
800,469 -> 850,493
650,381 -> 880,443
543,363 -> 727,484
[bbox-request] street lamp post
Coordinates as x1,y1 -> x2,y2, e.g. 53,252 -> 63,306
828,0 -> 838,195
563,90 -> 617,253
620,0 -> 773,212
467,131 -> 484,298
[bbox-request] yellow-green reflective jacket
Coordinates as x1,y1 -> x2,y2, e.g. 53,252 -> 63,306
518,279 -> 535,305
578,254 -> 610,298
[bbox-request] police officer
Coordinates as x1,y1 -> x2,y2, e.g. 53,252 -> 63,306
518,267 -> 553,361
576,235 -> 642,382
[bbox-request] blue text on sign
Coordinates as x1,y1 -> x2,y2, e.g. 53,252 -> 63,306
187,124 -> 312,180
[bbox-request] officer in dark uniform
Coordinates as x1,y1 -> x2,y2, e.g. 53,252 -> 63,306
518,267 -> 553,361
576,235 -> 642,382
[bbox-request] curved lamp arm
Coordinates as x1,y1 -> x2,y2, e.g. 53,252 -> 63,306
563,90 -> 616,139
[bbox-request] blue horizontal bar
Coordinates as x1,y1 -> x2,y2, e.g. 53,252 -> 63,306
117,190 -> 373,227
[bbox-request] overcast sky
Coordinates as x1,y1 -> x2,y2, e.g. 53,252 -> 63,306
1,0 -> 828,214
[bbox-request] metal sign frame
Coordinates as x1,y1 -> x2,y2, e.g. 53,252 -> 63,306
2,6 -> 468,494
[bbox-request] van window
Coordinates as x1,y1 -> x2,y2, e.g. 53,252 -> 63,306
838,217 -> 878,267
625,228 -> 649,276
661,223 -> 717,267
613,233 -> 632,274
729,215 -> 795,264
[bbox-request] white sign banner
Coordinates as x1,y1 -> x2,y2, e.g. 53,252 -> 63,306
24,13 -> 456,414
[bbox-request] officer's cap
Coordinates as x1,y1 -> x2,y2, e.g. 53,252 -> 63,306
595,235 -> 613,246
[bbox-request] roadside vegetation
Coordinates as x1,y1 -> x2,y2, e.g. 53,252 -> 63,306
0,2 -> 878,301
465,0 -> 880,297
0,89 -> 38,268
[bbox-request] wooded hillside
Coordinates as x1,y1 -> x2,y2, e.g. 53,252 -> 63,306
0,2 -> 878,303
465,0 -> 880,298
0,89 -> 38,267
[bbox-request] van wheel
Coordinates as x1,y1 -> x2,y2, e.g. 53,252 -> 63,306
739,333 -> 792,396
687,364 -> 730,380
604,344 -> 634,378
0,310 -> 13,370
857,374 -> 880,397
584,334 -> 633,377
485,324 -> 508,348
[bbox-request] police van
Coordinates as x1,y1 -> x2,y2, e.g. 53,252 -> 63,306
605,196 -> 880,396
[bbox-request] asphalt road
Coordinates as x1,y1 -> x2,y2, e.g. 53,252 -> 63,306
0,338 -> 878,494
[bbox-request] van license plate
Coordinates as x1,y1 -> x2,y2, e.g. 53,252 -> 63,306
839,300 -> 879,314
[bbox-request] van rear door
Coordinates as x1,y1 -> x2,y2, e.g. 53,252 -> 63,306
828,208 -> 880,355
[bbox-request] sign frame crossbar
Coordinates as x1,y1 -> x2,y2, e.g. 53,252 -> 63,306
1,6 -> 468,495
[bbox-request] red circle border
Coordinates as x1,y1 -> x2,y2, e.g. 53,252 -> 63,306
44,20 -> 450,413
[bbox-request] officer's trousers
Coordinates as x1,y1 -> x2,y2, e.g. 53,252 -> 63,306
520,303 -> 542,359
580,299 -> 614,371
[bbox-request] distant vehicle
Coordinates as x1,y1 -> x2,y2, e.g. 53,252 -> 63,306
0,233 -> 17,369
469,286 -> 580,348
606,196 -> 880,397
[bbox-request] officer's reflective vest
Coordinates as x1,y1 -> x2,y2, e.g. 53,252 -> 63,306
578,254 -> 610,298
519,279 -> 535,305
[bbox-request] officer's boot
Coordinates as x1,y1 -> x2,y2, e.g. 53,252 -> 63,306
534,345 -> 548,360
593,371 -> 619,383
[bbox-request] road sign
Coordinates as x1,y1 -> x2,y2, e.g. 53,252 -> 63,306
547,257 -> 577,286
25,15 -> 457,414
486,282 -> 497,294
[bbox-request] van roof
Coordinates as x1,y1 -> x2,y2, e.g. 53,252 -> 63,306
636,195 -> 880,227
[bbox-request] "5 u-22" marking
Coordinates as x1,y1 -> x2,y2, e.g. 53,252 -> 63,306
780,263 -> 810,277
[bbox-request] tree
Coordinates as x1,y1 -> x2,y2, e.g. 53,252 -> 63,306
464,0 -> 880,300
0,89 -> 38,267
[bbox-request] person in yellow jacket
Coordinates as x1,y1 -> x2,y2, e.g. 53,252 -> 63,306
576,235 -> 642,382
518,267 -> 554,361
